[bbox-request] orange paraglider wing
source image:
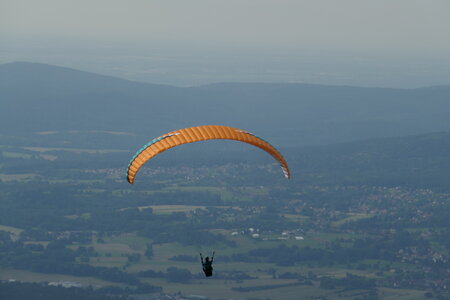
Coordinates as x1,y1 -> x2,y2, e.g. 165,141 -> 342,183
126,125 -> 290,184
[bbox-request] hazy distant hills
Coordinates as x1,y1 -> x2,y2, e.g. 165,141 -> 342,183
2,61 -> 450,148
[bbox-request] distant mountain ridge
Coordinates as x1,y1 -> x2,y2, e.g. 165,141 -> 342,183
2,62 -> 450,148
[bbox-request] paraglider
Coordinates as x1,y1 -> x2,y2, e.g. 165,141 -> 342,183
200,251 -> 215,277
126,125 -> 290,184
126,125 -> 290,277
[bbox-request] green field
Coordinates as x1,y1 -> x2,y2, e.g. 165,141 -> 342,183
0,268 -> 123,288
2,151 -> 33,159
0,224 -> 23,235
0,173 -> 37,182
22,146 -> 127,154
0,265 -> 429,300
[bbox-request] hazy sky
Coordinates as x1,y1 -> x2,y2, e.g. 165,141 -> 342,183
2,0 -> 450,54
2,1 -> 450,87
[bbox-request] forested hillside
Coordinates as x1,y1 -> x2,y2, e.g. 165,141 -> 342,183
2,62 -> 450,148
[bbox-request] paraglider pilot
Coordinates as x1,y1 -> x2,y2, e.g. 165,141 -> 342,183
200,251 -> 214,277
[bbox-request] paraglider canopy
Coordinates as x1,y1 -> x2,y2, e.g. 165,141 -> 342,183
126,125 -> 290,184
